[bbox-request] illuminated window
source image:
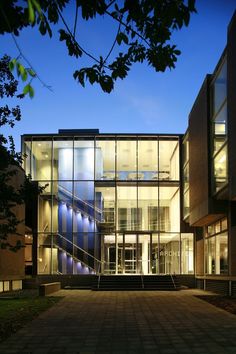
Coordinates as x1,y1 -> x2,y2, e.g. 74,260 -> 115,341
95,139 -> 115,180
211,58 -> 228,194
159,140 -> 179,181
138,139 -> 158,180
31,139 -> 52,180
205,218 -> 228,275
53,139 -> 73,180
117,139 -> 137,180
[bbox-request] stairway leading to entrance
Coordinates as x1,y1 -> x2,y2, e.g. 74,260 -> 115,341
93,275 -> 180,291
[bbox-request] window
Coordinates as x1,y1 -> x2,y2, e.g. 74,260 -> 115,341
31,139 -> 52,180
95,139 -> 115,180
117,139 -> 137,180
182,133 -> 190,219
211,58 -> 228,193
205,218 -> 228,275
159,140 -> 179,181
212,60 -> 227,115
138,139 -> 158,180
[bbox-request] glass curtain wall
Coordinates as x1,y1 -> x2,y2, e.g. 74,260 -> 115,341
205,218 -> 228,274
23,135 -> 193,275
211,58 -> 228,193
182,133 -> 190,219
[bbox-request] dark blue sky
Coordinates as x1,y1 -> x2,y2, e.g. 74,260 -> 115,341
1,0 -> 236,151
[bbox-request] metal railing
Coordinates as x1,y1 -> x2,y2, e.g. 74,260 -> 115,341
56,233 -> 103,274
170,273 -> 176,289
58,185 -> 102,221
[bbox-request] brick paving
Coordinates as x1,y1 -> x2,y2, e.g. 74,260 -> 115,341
1,289 -> 236,353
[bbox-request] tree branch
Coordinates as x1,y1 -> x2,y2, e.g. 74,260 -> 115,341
56,3 -> 110,69
0,6 -> 52,91
105,9 -> 150,47
73,1 -> 78,37
104,19 -> 121,64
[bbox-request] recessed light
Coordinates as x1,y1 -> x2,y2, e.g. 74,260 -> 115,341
38,143 -> 41,146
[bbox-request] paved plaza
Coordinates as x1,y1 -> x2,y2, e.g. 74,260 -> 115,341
1,289 -> 236,354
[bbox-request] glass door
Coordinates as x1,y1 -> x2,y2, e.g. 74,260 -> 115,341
137,234 -> 151,275
103,233 -> 152,274
124,234 -> 137,273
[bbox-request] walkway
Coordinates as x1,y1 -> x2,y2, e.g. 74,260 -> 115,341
1,289 -> 236,354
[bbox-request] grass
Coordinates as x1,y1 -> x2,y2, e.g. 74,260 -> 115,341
0,296 -> 62,343
196,295 -> 236,315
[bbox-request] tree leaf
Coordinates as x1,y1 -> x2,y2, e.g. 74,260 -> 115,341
27,68 -> 36,77
28,0 -> 35,24
16,62 -> 25,77
116,32 -> 129,45
31,0 -> 42,15
23,84 -> 30,95
28,84 -> 34,98
9,59 -> 16,72
39,20 -> 46,35
21,69 -> 28,82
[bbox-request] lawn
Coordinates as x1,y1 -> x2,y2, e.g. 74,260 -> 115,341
0,296 -> 62,342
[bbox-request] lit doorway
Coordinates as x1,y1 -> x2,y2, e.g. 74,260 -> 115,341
103,233 -> 151,274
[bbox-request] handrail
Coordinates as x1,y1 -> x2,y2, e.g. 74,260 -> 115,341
98,274 -> 101,289
55,243 -> 96,273
141,273 -> 144,289
57,185 -> 102,222
58,185 -> 102,213
56,232 -> 104,274
170,273 -> 176,289
43,223 -> 49,232
57,233 -> 103,265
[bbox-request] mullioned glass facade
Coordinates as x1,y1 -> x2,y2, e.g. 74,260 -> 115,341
22,134 -> 194,275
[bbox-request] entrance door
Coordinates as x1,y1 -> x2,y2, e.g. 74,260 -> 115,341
103,233 -> 151,274
117,233 -> 151,274
137,234 -> 151,274
124,234 -> 137,273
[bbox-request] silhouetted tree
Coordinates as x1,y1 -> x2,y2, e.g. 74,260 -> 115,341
0,55 -> 42,251
0,0 -> 196,93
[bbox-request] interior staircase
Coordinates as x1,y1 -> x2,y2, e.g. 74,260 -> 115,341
93,275 -> 180,291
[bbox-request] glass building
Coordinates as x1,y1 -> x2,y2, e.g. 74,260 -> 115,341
13,11 -> 236,295
22,132 -> 194,275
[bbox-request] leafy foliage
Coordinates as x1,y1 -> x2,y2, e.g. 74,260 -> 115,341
9,58 -> 36,98
0,55 -> 41,251
0,0 -> 196,93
